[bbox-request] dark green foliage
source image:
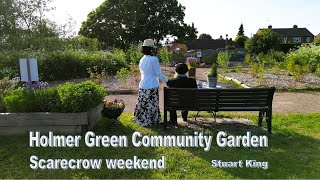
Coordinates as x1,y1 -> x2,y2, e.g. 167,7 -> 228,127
34,88 -> 62,112
0,51 -> 127,81
57,81 -> 106,113
171,53 -> 188,64
198,33 -> 212,39
234,35 -> 248,48
237,23 -> 244,36
79,0 -> 197,49
3,81 -> 106,113
226,45 -> 235,50
245,29 -> 282,54
202,52 -> 218,65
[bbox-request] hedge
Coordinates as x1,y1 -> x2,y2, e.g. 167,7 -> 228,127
0,50 -> 128,81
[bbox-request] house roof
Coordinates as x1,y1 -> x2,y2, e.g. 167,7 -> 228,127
261,28 -> 314,37
187,39 -> 240,50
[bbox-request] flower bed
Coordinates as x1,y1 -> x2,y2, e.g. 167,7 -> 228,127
0,81 -> 106,135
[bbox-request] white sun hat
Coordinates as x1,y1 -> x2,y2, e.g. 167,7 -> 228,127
142,39 -> 156,47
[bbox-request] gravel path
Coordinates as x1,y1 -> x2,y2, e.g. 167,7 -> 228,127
106,67 -> 320,114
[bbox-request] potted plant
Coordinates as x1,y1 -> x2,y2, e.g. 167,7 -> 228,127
207,63 -> 218,88
101,99 -> 125,119
186,56 -> 199,78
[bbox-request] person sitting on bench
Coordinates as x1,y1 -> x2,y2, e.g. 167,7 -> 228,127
167,63 -> 197,124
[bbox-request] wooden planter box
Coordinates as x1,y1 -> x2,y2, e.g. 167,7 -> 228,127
0,103 -> 103,135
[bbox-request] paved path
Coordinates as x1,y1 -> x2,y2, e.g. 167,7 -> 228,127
107,90 -> 320,114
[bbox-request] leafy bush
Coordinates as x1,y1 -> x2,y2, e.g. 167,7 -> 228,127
34,88 -> 62,112
245,29 -> 282,54
116,68 -> 131,84
257,50 -> 286,66
4,88 -> 62,113
0,50 -> 128,81
3,88 -> 40,113
0,77 -> 20,112
159,48 -> 172,66
3,81 -> 106,113
58,81 -> 106,113
285,44 -> 320,79
172,53 -> 188,64
87,66 -> 107,85
125,44 -> 143,64
217,52 -> 232,68
202,52 -> 218,65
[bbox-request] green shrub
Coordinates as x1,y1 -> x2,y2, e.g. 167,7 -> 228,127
58,81 -> 106,113
87,66 -> 107,85
0,77 -> 20,112
159,48 -> 172,66
116,67 -> 131,84
34,88 -> 62,112
0,50 -> 127,81
125,44 -> 143,64
217,51 -> 232,68
3,88 -> 40,113
3,81 -> 106,113
172,53 -> 187,64
245,54 -> 255,65
202,52 -> 218,65
257,50 -> 286,67
285,44 -> 320,79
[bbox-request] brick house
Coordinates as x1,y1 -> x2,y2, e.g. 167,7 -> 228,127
258,25 -> 314,44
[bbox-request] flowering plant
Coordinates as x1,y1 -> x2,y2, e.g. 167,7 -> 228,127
102,99 -> 125,119
186,56 -> 199,68
104,99 -> 125,109
23,81 -> 49,91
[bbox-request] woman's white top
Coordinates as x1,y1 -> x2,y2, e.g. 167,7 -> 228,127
139,55 -> 168,89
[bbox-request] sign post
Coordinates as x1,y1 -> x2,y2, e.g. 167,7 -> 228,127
197,51 -> 202,62
19,58 -> 39,82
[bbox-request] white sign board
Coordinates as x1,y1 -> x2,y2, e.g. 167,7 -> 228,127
19,58 -> 39,82
197,51 -> 202,58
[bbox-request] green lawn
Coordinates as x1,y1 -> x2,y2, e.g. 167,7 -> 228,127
0,112 -> 320,179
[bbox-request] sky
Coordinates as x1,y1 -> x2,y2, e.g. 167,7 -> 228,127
50,0 -> 320,39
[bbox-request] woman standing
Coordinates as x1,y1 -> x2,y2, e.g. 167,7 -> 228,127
134,39 -> 168,126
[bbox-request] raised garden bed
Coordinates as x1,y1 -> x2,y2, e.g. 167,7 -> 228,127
0,103 -> 103,135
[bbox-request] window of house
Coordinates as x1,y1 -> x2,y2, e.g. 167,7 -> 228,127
306,37 -> 311,42
293,37 -> 302,43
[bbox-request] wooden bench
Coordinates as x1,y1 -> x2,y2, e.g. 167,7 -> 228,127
164,87 -> 276,133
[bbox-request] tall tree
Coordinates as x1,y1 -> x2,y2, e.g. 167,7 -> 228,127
0,0 -> 61,50
234,23 -> 247,48
198,33 -> 212,40
79,0 -> 197,49
245,29 -> 282,54
237,23 -> 244,36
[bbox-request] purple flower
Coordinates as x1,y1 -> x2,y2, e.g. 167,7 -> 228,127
23,81 -> 49,91
186,56 -> 199,68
